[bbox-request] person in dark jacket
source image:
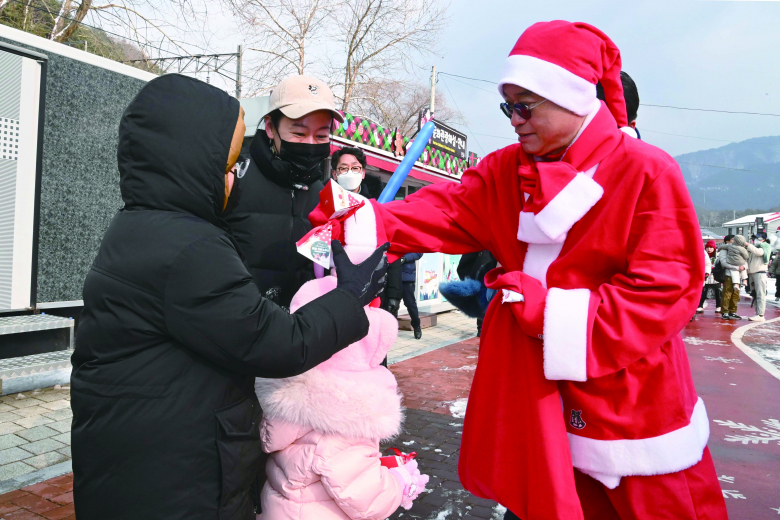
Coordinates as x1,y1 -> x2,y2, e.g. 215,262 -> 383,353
400,253 -> 424,339
70,74 -> 389,520
224,75 -> 342,309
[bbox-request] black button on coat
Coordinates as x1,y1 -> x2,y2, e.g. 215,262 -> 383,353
223,133 -> 324,309
71,74 -> 369,520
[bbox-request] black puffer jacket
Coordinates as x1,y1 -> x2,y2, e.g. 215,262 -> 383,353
224,133 -> 324,308
71,75 -> 369,520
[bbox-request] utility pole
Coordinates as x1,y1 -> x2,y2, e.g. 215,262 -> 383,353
430,65 -> 436,119
236,44 -> 243,99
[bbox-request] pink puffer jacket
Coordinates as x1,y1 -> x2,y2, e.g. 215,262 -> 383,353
255,276 -> 404,520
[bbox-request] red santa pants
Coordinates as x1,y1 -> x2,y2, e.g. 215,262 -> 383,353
574,448 -> 728,520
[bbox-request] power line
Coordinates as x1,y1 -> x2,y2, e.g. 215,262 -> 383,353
641,129 -> 734,143
642,104 -> 780,117
442,75 -> 498,95
438,72 -> 497,85
676,161 -> 776,174
438,70 -> 780,118
439,75 -> 485,155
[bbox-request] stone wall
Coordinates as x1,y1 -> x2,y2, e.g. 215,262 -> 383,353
0,36 -> 147,303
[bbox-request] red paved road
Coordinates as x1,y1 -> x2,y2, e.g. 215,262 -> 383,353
3,298 -> 779,519
684,301 -> 780,520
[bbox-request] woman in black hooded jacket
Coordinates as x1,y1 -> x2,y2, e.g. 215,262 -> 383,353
71,74 -> 388,520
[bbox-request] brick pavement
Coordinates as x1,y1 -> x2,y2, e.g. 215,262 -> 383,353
6,294 -> 780,519
0,474 -> 74,519
389,310 -> 478,365
0,387 -> 71,485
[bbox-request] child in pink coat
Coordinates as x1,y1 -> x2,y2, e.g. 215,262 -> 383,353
254,275 -> 428,520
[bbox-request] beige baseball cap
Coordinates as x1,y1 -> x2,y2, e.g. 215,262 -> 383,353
265,75 -> 344,123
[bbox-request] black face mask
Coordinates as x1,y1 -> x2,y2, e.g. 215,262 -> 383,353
276,139 -> 331,184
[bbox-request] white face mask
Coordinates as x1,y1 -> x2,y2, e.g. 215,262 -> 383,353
336,171 -> 362,191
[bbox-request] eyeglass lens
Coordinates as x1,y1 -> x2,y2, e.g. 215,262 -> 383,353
338,166 -> 363,174
501,103 -> 532,120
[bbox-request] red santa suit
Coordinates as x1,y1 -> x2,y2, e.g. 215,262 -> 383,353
312,21 -> 728,520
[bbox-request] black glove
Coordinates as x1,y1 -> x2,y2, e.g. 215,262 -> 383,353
332,240 -> 390,307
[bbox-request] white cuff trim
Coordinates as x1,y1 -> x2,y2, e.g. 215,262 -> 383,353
498,54 -> 598,116
569,398 -> 710,485
535,173 -> 604,243
543,288 -> 590,382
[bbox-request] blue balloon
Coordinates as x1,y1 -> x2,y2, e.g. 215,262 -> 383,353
377,121 -> 436,204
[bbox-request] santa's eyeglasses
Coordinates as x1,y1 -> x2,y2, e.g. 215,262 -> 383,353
500,99 -> 547,120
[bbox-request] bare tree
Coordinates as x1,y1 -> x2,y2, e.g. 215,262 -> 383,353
333,0 -> 449,114
0,0 -> 207,60
222,0 -> 333,96
350,79 -> 461,135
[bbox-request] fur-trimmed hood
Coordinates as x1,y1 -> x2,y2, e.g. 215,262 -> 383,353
255,275 -> 403,441
255,366 -> 403,441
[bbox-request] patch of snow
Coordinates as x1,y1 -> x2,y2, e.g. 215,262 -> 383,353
448,398 -> 468,418
467,355 -> 478,359
434,449 -> 442,452
492,504 -> 507,519
430,506 -> 452,520
402,440 -> 415,446
703,356 -> 742,364
440,365 -> 477,372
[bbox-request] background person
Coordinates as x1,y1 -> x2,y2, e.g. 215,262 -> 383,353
697,240 -> 721,313
597,70 -> 640,139
224,75 -> 339,310
330,146 -> 381,198
400,253 -> 424,339
717,234 -> 742,319
771,250 -> 780,301
746,232 -> 771,321
71,75 -> 389,520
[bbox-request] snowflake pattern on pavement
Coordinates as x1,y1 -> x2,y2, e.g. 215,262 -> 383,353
683,337 -> 729,346
703,356 -> 743,363
713,418 -> 780,445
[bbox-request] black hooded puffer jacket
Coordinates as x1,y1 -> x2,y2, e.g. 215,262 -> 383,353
223,132 -> 324,309
71,75 -> 369,520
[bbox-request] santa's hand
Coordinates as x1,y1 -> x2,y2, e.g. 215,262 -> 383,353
390,459 -> 429,510
485,270 -> 547,340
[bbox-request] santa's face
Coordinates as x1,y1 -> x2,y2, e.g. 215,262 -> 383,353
503,84 -> 585,157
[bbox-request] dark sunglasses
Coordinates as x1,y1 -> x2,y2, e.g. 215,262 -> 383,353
500,99 -> 547,120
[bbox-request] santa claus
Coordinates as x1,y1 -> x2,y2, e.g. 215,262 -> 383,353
312,20 -> 728,520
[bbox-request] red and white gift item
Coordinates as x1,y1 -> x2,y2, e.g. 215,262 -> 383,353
319,179 -> 365,219
295,222 -> 334,269
380,447 -> 417,468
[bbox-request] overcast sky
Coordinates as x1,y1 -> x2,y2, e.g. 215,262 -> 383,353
187,0 -> 780,159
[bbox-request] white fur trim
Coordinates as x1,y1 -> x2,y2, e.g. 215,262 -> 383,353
255,368 -> 403,442
620,126 -> 638,139
343,194 -> 378,264
498,54 -> 600,116
522,242 -> 564,289
517,211 -> 567,245
569,398 -> 710,488
543,288 -> 590,381
534,173 -> 603,243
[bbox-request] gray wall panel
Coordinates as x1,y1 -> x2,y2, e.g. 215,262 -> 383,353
0,36 -> 148,302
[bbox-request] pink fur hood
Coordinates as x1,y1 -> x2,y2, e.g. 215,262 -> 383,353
254,276 -> 403,441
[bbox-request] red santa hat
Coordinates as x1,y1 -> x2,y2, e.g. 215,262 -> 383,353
498,20 -> 628,128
